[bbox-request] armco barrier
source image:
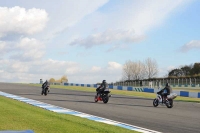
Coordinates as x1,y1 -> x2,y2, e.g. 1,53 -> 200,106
63,83 -> 200,98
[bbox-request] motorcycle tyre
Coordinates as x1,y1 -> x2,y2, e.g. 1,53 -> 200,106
94,95 -> 98,102
166,99 -> 173,108
44,88 -> 47,96
153,99 -> 159,107
103,94 -> 109,104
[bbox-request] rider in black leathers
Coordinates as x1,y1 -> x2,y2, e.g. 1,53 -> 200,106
157,83 -> 171,103
96,80 -> 107,96
42,80 -> 49,92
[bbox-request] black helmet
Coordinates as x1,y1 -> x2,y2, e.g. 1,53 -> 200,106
102,80 -> 106,83
166,83 -> 169,87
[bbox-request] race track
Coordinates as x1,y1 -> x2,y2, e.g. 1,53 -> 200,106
0,83 -> 200,133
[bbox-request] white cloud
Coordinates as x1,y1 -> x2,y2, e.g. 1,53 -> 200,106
70,29 -> 144,48
0,40 -> 16,55
9,62 -> 29,73
67,0 -> 191,49
0,41 -> 5,50
0,6 -> 48,37
41,0 -> 109,40
167,66 -> 176,71
18,37 -> 45,49
0,59 -> 123,83
180,40 -> 200,52
106,43 -> 129,52
74,62 -> 123,83
0,59 -> 81,82
8,37 -> 45,61
0,37 -> 45,61
107,62 -> 122,70
91,66 -> 101,72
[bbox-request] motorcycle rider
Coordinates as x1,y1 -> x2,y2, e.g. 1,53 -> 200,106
158,83 -> 171,103
42,80 -> 49,93
96,80 -> 107,97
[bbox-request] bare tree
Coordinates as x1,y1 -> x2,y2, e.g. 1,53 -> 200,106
144,58 -> 158,79
122,60 -> 146,81
136,60 -> 146,80
122,60 -> 133,80
134,61 -> 147,80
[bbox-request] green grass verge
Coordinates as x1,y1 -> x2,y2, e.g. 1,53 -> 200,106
30,84 -> 200,103
0,96 -> 138,133
173,87 -> 200,92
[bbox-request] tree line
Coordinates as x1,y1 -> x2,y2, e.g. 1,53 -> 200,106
122,58 -> 158,81
168,63 -> 200,78
49,75 -> 68,83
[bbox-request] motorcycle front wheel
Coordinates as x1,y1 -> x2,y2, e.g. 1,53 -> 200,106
153,99 -> 159,107
94,95 -> 98,102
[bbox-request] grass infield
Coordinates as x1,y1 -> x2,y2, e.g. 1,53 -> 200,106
0,96 -> 138,133
30,84 -> 200,103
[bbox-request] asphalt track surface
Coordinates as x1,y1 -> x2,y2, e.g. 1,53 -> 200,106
0,83 -> 200,133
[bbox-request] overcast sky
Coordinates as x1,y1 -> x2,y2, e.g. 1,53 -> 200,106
0,0 -> 200,84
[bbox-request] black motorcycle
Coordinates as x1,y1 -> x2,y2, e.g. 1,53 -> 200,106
94,88 -> 111,103
41,85 -> 50,96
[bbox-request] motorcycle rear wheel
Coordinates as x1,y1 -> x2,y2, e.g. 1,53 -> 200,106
44,88 -> 47,96
166,99 -> 173,108
103,94 -> 109,103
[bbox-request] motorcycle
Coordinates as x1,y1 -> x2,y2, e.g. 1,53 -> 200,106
153,91 -> 177,108
41,85 -> 50,96
94,88 -> 111,104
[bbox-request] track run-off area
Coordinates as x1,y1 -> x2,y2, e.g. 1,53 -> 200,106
0,83 -> 200,133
